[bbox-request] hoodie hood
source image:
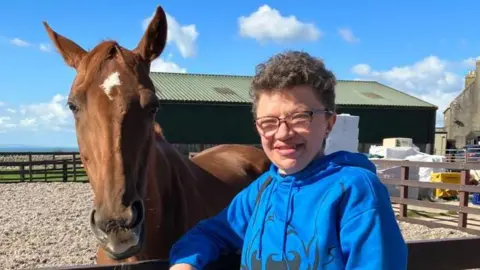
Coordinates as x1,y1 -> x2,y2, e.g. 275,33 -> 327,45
267,150 -> 377,187
256,150 -> 377,266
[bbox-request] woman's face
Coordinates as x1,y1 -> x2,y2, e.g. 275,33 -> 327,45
255,85 -> 336,175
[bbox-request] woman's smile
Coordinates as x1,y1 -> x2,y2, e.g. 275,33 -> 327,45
274,143 -> 305,157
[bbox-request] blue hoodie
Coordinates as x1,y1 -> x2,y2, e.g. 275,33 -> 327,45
169,151 -> 408,269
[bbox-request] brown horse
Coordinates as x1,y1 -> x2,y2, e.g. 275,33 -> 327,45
42,5 -> 271,265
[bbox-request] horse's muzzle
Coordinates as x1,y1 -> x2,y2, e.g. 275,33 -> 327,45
89,200 -> 146,260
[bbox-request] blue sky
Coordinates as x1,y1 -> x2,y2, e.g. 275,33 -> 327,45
0,0 -> 479,147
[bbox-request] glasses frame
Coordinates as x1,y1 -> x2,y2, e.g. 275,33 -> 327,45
253,109 -> 333,137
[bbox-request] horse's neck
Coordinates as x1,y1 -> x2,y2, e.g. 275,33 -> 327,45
150,139 -> 203,206
147,124 -> 203,196
142,136 -> 209,255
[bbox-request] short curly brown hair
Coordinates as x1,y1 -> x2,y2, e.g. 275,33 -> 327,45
250,50 -> 337,115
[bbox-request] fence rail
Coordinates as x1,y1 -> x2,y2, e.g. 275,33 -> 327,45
0,152 -> 87,182
371,159 -> 480,234
444,148 -> 480,163
40,237 -> 480,270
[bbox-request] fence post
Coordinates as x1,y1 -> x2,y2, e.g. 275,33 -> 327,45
458,169 -> 470,228
62,160 -> 68,182
19,165 -> 25,182
73,153 -> 77,182
44,160 -> 47,181
400,166 -> 410,217
28,153 -> 32,181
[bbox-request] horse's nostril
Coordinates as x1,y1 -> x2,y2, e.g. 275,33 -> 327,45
93,210 -> 102,226
90,209 -> 108,232
90,209 -> 99,226
90,209 -> 108,241
129,200 -> 145,228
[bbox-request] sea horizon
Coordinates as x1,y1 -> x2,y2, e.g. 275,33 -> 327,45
0,144 -> 79,153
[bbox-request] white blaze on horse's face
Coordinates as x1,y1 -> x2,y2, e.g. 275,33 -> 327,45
101,71 -> 121,100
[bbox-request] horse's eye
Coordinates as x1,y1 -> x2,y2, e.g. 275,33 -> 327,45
148,105 -> 159,116
139,90 -> 159,116
67,102 -> 78,113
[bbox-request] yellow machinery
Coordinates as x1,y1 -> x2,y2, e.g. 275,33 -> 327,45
430,172 -> 461,199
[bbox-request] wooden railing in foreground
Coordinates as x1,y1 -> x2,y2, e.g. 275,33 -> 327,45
41,237 -> 480,270
372,159 -> 480,234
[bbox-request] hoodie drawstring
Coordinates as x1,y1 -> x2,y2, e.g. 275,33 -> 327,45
257,180 -> 276,259
257,178 -> 295,269
281,181 -> 295,270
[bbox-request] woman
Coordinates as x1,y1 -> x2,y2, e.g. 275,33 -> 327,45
169,51 -> 408,269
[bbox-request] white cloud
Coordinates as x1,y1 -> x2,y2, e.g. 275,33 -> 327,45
151,58 -> 187,73
238,5 -> 322,44
0,94 -> 72,133
0,116 -> 16,133
5,36 -> 52,53
338,28 -> 360,43
20,117 -> 36,127
351,55 -> 479,127
39,43 -> 51,53
0,116 -> 10,123
10,38 -> 30,47
351,64 -> 370,76
12,94 -> 73,132
142,12 -> 198,58
462,56 -> 480,68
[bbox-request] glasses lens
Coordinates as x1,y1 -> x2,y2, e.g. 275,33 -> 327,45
289,112 -> 312,130
256,111 -> 315,136
257,117 -> 278,136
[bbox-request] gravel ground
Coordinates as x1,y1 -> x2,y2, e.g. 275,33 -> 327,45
0,183 -> 477,270
0,183 -> 97,270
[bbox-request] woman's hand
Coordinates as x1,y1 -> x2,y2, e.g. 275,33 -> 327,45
170,263 -> 198,270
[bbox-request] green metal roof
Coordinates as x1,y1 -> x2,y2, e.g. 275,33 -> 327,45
150,72 -> 437,109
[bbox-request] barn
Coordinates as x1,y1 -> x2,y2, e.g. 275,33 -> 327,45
151,72 -> 437,154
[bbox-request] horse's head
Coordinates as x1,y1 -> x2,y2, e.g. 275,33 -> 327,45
43,6 -> 167,260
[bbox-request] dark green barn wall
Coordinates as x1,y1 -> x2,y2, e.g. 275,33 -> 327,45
337,106 -> 436,152
156,102 -> 261,144
156,102 -> 437,153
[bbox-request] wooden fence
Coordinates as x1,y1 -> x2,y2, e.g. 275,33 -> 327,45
40,237 -> 480,270
3,151 -> 480,234
0,152 -> 86,182
371,159 -> 480,235
5,152 -> 480,268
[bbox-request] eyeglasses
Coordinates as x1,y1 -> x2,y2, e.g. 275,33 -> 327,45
254,109 -> 333,137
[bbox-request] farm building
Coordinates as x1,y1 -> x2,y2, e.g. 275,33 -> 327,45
434,127 -> 448,156
444,60 -> 480,148
151,72 -> 438,154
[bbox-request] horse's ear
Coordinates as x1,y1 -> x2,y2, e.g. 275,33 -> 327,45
42,22 -> 87,70
134,5 -> 168,63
